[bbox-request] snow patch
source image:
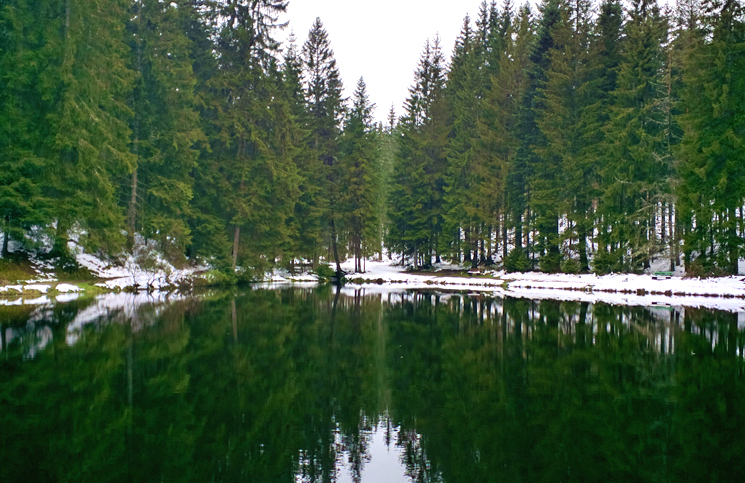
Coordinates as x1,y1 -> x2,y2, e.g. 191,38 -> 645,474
55,283 -> 82,293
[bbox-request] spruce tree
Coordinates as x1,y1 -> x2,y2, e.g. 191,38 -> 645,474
302,17 -> 345,275
536,0 -> 597,272
340,78 -> 379,273
41,0 -> 136,254
201,0 -> 291,271
443,17 -> 482,266
127,0 -> 205,260
677,0 -> 745,274
518,0 -> 562,272
388,38 -> 448,268
600,0 -> 668,272
0,0 -> 51,256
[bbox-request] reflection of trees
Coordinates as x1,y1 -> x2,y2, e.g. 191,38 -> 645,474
1,290 -> 744,482
385,294 -> 745,483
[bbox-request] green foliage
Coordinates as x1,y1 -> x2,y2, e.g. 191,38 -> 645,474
315,263 -> 336,279
504,247 -> 530,273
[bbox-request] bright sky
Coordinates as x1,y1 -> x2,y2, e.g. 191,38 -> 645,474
279,0 -> 496,125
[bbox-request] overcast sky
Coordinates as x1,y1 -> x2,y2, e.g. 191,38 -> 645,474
279,0 -> 497,125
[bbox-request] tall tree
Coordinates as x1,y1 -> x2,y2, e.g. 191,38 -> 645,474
536,0 -> 597,272
600,0 -> 668,272
388,38 -> 448,268
42,0 -> 135,254
127,0 -> 205,260
203,0 -> 291,271
341,78 -> 380,273
677,0 -> 745,274
302,17 -> 346,276
0,0 -> 51,257
443,16 -> 483,266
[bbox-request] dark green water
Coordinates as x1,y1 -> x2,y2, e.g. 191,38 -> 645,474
1,287 -> 744,483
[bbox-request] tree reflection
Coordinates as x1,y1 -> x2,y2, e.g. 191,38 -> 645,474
1,290 -> 743,482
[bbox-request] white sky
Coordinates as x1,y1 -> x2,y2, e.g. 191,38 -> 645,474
279,0 -> 496,125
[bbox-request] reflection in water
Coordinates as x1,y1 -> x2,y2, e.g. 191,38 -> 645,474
1,288 -> 744,482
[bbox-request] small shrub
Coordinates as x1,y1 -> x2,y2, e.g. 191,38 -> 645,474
504,249 -> 530,273
315,264 -> 336,280
561,258 -> 581,274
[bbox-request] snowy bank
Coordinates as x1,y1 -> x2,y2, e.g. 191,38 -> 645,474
336,260 -> 745,313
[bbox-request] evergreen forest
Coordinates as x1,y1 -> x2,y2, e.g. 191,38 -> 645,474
1,0 -> 744,278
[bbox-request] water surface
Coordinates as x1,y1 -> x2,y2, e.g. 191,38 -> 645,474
1,287 -> 744,482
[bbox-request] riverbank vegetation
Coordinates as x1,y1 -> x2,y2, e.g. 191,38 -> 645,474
1,0 -> 743,279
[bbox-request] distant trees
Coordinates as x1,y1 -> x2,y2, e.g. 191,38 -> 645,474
386,0 -> 745,276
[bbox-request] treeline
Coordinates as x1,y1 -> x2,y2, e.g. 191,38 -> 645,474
2,0 -> 744,278
387,0 -> 745,275
0,0 -> 386,275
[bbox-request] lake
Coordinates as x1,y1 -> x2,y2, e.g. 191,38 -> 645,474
1,286 -> 744,482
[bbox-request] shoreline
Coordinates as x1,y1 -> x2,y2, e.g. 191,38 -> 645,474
3,260 -> 745,313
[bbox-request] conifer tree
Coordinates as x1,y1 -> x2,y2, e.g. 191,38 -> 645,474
0,0 -> 51,256
388,38 -> 448,268
341,78 -> 379,273
517,0 -> 562,272
302,17 -> 345,275
536,0 -> 597,272
127,0 -> 205,260
41,0 -> 136,254
677,0 -> 745,274
201,0 -> 291,270
443,17 -> 482,266
600,0 -> 668,272
480,3 -> 533,268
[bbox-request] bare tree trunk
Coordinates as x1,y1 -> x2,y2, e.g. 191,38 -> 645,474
128,168 -> 138,239
1,220 -> 9,258
128,0 -> 143,244
330,220 -> 342,277
232,226 -> 240,270
502,213 -> 508,262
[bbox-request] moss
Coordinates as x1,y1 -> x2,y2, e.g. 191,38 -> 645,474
0,258 -> 37,283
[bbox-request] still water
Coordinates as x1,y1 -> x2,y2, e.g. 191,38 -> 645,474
1,287 -> 744,482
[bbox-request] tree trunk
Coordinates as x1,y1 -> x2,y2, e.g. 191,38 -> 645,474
1,221 -> 8,259
128,168 -> 138,239
669,203 -> 676,271
232,225 -> 240,270
578,220 -> 588,272
330,220 -> 342,277
502,214 -> 508,262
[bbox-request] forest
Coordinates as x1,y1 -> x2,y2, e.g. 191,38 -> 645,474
1,0 -> 744,278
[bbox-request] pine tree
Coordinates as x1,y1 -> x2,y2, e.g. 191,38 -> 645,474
41,0 -> 136,254
127,0 -> 205,261
388,38 -> 448,268
340,78 -> 380,273
0,0 -> 52,257
677,0 -> 745,274
302,17 -> 346,275
600,0 -> 668,272
536,0 -> 597,272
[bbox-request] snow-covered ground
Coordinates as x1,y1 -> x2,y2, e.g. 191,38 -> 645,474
334,260 -> 745,313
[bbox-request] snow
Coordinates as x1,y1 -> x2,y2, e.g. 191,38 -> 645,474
70,237 -> 197,290
56,283 -> 81,293
24,284 -> 51,294
336,260 -> 745,313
